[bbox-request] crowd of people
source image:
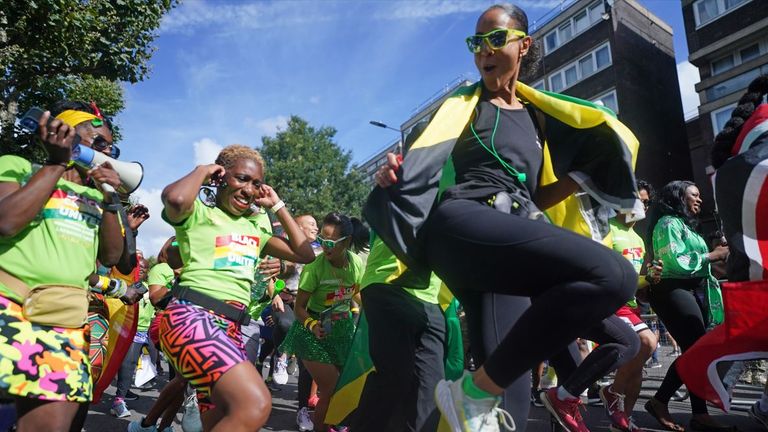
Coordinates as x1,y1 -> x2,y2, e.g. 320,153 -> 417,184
1,3 -> 767,432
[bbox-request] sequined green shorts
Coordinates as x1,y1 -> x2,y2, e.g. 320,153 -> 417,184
279,317 -> 354,366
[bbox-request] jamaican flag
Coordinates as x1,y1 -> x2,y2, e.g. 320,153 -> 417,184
363,81 -> 641,289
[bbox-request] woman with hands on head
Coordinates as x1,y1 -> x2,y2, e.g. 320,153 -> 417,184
0,107 -> 124,431
160,144 -> 315,432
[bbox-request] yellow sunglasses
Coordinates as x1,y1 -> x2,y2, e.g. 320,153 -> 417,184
466,28 -> 527,53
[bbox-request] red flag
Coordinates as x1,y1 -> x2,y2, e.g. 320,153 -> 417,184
677,280 -> 768,411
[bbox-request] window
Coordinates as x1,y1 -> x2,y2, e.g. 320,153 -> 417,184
711,103 -> 736,134
740,44 -> 761,62
543,1 -> 606,54
588,2 -> 605,23
710,38 -> 767,76
548,43 -> 612,93
595,45 -> 611,69
574,11 -> 588,34
565,65 -> 578,86
550,74 -> 564,93
579,56 -> 594,77
694,0 -> 750,27
592,89 -> 619,114
706,67 -> 761,100
531,80 -> 545,91
711,55 -> 735,75
545,32 -> 559,52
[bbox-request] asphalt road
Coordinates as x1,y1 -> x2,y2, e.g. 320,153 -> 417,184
82,345 -> 765,432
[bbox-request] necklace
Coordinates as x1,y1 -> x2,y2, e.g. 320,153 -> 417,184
469,104 -> 527,184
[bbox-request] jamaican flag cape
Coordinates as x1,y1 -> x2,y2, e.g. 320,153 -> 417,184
363,81 -> 641,289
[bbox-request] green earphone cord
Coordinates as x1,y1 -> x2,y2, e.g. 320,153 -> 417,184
470,105 -> 527,184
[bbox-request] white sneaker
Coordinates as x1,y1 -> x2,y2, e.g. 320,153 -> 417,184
274,359 -> 289,385
296,407 -> 314,432
111,400 -> 132,418
287,356 -> 299,375
434,371 -> 515,432
127,418 -> 158,431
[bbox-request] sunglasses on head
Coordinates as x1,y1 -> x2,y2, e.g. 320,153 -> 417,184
466,28 -> 527,54
317,235 -> 348,249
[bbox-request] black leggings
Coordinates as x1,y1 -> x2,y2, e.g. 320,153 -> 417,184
424,199 -> 637,388
649,278 -> 708,414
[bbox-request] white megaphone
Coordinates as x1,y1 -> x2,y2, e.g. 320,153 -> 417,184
71,144 -> 144,194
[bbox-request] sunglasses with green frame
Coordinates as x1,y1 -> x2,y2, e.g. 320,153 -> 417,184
466,28 -> 527,54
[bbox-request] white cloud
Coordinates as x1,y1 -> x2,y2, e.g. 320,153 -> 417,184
131,187 -> 175,257
182,61 -> 225,96
245,115 -> 289,137
193,137 -> 223,165
677,61 -> 701,120
161,1 -> 559,33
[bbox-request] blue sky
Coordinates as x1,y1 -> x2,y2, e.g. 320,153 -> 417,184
119,0 -> 699,255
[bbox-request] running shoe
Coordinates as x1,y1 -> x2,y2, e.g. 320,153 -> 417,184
531,388 -> 544,407
111,400 -> 131,418
749,403 -> 768,430
274,358 -> 289,385
627,416 -> 646,432
599,385 -> 629,432
308,394 -> 319,409
297,407 -> 314,432
287,356 -> 299,376
541,388 -> 589,432
434,372 -> 515,432
124,390 -> 140,401
670,390 -> 689,402
128,418 -> 157,432
587,384 -> 602,406
645,360 -> 663,369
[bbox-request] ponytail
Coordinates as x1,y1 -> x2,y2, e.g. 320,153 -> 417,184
711,75 -> 768,169
322,212 -> 370,254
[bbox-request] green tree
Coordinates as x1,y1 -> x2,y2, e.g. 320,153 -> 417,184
0,0 -> 178,158
260,116 -> 371,219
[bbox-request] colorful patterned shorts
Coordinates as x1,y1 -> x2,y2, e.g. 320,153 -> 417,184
158,300 -> 247,412
0,294 -> 91,403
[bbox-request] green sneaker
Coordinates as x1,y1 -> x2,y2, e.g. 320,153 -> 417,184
434,372 -> 515,432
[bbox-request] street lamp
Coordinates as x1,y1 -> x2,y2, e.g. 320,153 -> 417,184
369,120 -> 404,154
369,120 -> 400,133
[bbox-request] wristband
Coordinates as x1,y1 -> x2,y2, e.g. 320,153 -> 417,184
100,201 -> 122,213
303,316 -> 315,329
45,160 -> 74,169
351,307 -> 360,314
104,278 -> 127,298
94,275 -> 111,291
270,200 -> 285,213
309,320 -> 319,331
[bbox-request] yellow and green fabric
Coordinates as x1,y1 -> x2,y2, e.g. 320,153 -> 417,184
363,80 -> 641,288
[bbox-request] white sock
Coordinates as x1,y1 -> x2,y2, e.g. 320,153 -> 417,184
758,392 -> 768,413
557,386 -> 577,401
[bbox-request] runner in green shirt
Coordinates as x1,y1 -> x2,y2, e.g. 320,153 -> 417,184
280,212 -> 368,432
160,144 -> 315,430
0,108 -> 124,430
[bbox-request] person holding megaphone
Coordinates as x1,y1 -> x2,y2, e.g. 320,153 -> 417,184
0,105 -> 126,431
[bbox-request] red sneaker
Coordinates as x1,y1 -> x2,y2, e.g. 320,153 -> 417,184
599,386 -> 630,432
542,388 -> 590,432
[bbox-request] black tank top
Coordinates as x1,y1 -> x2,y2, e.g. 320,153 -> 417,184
443,100 -> 542,202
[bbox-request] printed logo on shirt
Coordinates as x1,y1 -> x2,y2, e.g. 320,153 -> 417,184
41,189 -> 102,242
622,247 -> 644,272
320,281 -> 358,306
213,234 -> 260,269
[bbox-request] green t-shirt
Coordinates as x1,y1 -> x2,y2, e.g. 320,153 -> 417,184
248,210 -> 273,302
162,199 -> 273,305
653,215 -> 710,279
137,285 -> 155,331
147,262 -> 175,289
360,236 -> 441,304
0,155 -> 104,302
300,251 -> 363,314
609,219 -> 645,308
